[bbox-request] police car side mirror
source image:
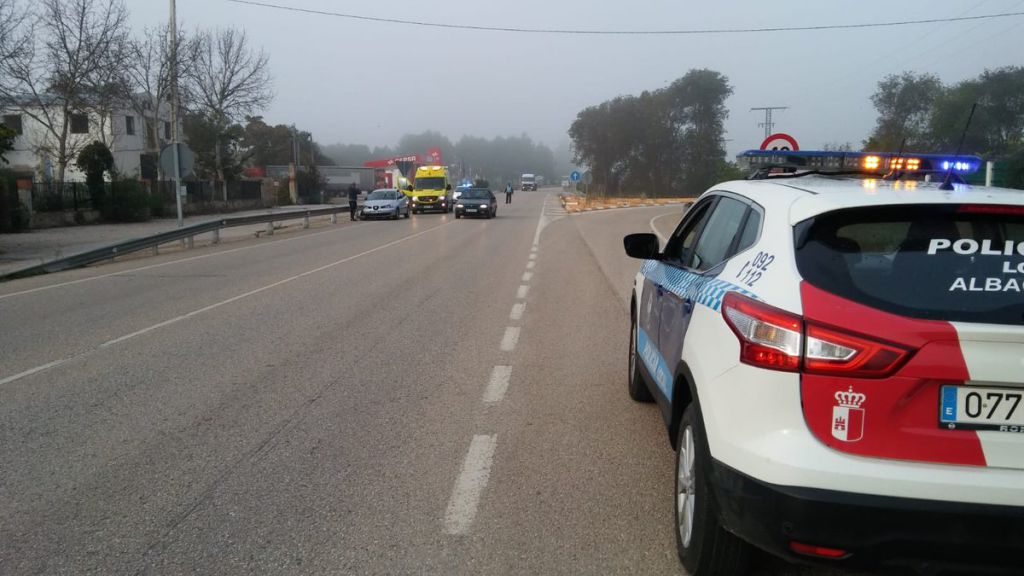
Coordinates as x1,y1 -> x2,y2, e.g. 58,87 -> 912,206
623,233 -> 661,260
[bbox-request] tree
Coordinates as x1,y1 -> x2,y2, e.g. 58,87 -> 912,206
569,69 -> 732,197
183,112 -> 244,183
0,0 -> 31,71
241,116 -> 332,168
928,67 -> 1024,159
0,124 -> 15,164
186,27 -> 272,199
0,0 -> 130,185
75,139 -> 113,205
863,72 -> 943,151
125,24 -> 196,170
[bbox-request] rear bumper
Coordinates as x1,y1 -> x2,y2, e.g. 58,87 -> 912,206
710,459 -> 1024,574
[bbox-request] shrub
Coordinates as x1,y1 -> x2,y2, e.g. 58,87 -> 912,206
102,180 -> 151,222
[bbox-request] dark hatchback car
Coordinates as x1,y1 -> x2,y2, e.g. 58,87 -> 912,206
455,188 -> 497,219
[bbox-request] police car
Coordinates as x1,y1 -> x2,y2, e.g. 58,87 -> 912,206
623,150 -> 1024,575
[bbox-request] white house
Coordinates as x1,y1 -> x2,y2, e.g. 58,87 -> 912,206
1,96 -> 183,181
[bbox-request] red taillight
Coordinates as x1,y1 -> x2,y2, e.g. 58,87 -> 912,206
722,292 -> 802,372
722,293 -> 912,377
804,323 -> 910,377
956,204 -> 1024,216
789,541 -> 849,559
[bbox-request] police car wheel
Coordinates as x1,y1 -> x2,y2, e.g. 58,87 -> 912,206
628,312 -> 654,403
676,405 -> 750,576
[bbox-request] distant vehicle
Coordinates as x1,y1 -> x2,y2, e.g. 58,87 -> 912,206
360,188 -> 409,220
454,188 -> 497,219
520,173 -> 537,191
623,149 -> 1024,575
409,166 -> 452,213
453,184 -> 471,202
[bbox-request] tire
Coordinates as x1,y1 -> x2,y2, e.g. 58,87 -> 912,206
676,404 -> 751,576
404,208 -> 410,219
393,209 -> 399,220
455,212 -> 461,219
628,312 -> 654,403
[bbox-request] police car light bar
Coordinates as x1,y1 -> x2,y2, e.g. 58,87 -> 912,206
739,150 -> 982,175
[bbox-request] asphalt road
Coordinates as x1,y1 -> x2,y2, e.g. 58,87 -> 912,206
0,190 -> 865,575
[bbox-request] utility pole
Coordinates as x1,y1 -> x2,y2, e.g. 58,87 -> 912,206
750,106 -> 788,140
169,0 -> 183,227
289,127 -> 298,203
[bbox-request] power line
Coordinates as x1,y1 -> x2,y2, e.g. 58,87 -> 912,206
225,0 -> 1024,35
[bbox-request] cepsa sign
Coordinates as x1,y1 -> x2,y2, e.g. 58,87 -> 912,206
760,133 -> 799,152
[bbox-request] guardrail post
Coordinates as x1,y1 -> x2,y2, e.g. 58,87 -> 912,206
266,221 -> 274,236
187,236 -> 194,249
303,214 -> 310,229
330,213 -> 337,224
212,229 -> 220,244
152,244 -> 159,256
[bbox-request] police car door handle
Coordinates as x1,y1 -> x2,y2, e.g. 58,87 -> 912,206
683,299 -> 694,313
656,284 -> 666,296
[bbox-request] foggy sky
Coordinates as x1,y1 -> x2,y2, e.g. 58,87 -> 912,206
128,0 -> 1024,161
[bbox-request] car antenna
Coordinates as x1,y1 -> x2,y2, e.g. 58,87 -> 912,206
884,137 -> 907,181
939,102 -> 978,191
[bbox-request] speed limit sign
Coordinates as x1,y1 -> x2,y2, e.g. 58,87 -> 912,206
759,133 -> 799,152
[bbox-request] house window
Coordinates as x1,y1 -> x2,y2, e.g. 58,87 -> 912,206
70,113 -> 89,134
3,114 -> 23,135
163,121 -> 171,140
125,115 -> 135,136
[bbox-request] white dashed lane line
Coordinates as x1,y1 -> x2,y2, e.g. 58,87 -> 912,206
521,272 -> 533,283
510,303 -> 525,321
525,261 -> 536,270
499,327 -> 520,352
483,366 -> 512,404
516,285 -> 529,299
443,434 -> 498,535
529,253 -> 537,260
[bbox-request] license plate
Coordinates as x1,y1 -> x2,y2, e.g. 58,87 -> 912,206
940,385 -> 1024,432
466,208 -> 477,212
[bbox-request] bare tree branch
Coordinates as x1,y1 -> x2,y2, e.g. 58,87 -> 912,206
0,0 -> 130,183
185,27 -> 273,199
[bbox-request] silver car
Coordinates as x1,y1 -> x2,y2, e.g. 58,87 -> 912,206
360,189 -> 409,220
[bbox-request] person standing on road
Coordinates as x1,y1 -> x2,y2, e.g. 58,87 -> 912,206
505,182 -> 513,204
347,182 -> 361,221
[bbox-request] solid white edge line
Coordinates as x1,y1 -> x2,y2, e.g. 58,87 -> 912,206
0,220 -> 367,301
0,357 -> 75,387
444,434 -> 497,535
1,221 -> 452,386
483,365 -> 512,404
499,327 -> 520,352
509,302 -> 525,321
516,285 -> 529,299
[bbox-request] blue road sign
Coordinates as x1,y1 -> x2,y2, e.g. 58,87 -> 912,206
570,171 -> 581,183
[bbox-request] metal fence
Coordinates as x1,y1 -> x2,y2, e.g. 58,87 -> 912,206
152,180 -> 263,204
30,181 -> 95,212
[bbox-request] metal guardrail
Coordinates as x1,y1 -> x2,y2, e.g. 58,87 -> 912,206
1,206 -> 352,282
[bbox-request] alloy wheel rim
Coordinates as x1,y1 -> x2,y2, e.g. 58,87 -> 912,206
677,426 -> 696,548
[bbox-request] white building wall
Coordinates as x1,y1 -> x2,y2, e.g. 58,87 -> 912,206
2,100 -> 181,181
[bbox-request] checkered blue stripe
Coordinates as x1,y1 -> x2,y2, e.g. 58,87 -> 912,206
640,260 -> 755,311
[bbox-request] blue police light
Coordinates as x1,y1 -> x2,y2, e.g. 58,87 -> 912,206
739,150 -> 981,175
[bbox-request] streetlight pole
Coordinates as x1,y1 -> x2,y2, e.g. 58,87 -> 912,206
170,0 -> 183,227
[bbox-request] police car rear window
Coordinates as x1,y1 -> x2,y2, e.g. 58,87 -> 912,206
794,204 -> 1024,326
